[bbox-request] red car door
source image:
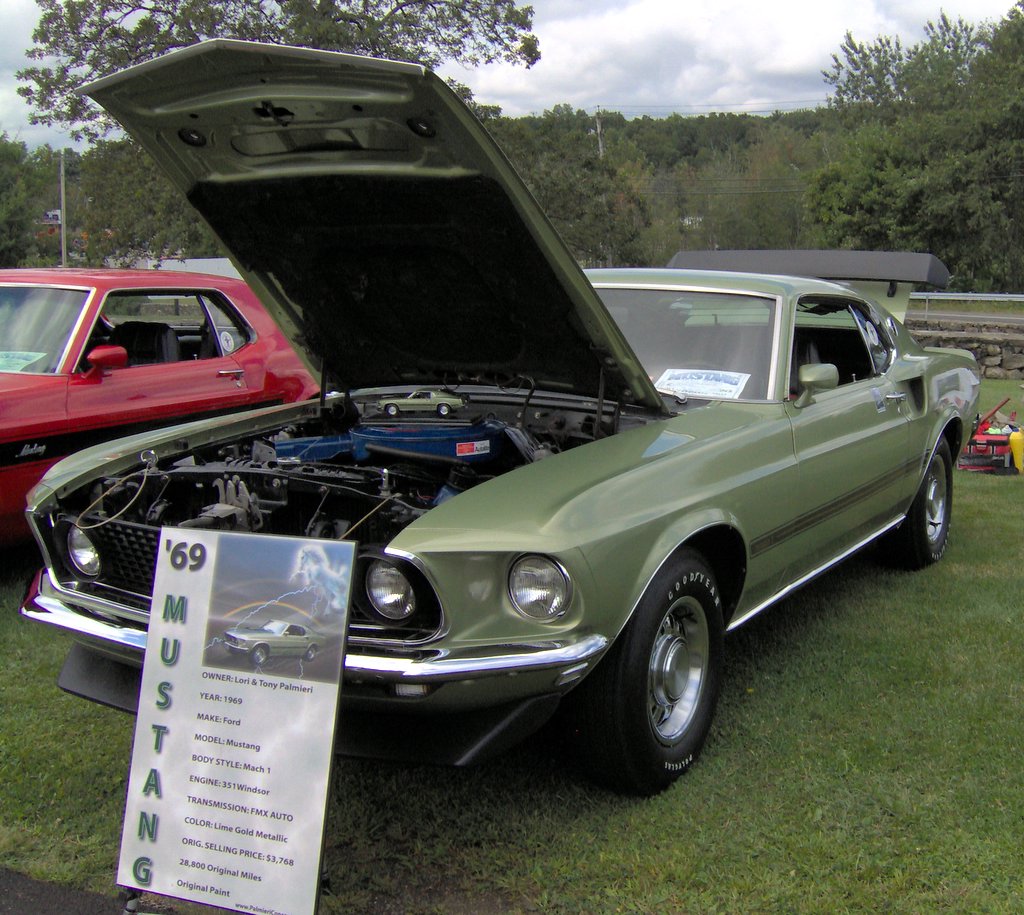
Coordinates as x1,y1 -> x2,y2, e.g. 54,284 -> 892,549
65,288 -> 272,441
0,373 -> 70,541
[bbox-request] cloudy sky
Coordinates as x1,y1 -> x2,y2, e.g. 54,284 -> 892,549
1,0 -> 1019,150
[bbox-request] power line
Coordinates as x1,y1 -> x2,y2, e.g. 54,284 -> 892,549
587,99 -> 831,117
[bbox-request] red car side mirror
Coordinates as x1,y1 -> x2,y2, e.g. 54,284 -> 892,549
85,344 -> 129,372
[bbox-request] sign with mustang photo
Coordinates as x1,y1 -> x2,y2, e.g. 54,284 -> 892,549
118,528 -> 353,915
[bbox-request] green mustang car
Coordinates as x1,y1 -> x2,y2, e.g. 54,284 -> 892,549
223,618 -> 324,668
376,389 -> 466,417
21,41 -> 979,796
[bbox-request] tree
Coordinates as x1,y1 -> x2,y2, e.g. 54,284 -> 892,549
672,122 -> 822,252
19,0 -> 539,141
0,135 -> 35,266
78,140 -> 221,266
808,5 -> 1024,290
823,13 -> 980,126
488,106 -> 651,266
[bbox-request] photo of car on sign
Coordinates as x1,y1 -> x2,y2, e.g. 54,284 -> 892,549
22,41 -> 980,796
222,618 -> 323,668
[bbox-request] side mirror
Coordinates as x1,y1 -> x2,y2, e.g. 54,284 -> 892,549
793,363 -> 839,408
85,344 -> 129,372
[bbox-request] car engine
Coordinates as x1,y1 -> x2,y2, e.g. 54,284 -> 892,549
44,392 -> 645,644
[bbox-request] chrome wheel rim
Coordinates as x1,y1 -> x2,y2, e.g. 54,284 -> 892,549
648,595 -> 709,742
924,455 -> 949,545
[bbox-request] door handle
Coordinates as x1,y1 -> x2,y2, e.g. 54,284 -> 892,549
885,392 -> 907,403
217,368 -> 245,387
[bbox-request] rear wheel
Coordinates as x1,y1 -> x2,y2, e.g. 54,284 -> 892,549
437,403 -> 451,416
384,403 -> 399,417
885,438 -> 952,569
565,549 -> 724,796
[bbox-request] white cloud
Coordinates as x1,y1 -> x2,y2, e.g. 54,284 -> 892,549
0,0 -> 80,149
443,0 -> 1017,116
0,0 -> 1017,148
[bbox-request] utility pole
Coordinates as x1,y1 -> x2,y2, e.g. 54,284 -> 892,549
59,149 -> 67,266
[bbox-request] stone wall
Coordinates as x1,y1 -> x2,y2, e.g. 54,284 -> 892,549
905,318 -> 1024,379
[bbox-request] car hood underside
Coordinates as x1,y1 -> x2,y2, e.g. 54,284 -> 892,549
82,39 -> 663,411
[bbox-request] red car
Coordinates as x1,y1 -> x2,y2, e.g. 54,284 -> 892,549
0,268 -> 318,543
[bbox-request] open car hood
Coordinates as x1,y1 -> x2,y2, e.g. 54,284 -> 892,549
83,40 -> 663,410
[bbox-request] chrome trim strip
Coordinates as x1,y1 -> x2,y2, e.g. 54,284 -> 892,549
39,565 -> 446,648
23,583 -> 608,682
40,572 -> 151,623
345,634 -> 608,680
726,515 -> 904,631
23,592 -> 149,651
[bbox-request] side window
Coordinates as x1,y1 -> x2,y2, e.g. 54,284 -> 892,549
99,290 -> 250,365
792,298 -> 876,390
102,291 -> 202,366
850,306 -> 893,375
201,293 -> 251,356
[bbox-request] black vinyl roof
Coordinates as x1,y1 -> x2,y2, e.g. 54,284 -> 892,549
667,250 -> 950,288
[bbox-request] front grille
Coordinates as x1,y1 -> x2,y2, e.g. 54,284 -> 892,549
82,517 -> 442,645
90,518 -> 160,596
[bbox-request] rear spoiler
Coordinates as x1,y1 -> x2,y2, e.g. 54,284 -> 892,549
667,250 -> 949,321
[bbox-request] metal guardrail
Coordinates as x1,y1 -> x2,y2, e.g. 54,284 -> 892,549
909,292 -> 1024,318
910,292 -> 1024,303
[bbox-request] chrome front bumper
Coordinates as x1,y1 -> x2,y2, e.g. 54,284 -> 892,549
22,568 -> 609,689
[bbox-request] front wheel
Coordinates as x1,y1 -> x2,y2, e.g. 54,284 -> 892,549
884,437 -> 953,569
383,403 -> 399,417
564,549 -> 724,796
250,645 -> 269,668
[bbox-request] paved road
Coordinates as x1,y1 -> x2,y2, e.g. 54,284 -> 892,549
0,867 -> 231,914
906,308 -> 1024,327
0,868 -> 122,914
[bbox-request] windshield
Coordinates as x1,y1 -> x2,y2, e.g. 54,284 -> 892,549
595,287 -> 780,400
0,285 -> 90,373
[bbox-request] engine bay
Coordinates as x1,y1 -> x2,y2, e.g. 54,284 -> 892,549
44,390 -> 658,624
72,393 -> 632,544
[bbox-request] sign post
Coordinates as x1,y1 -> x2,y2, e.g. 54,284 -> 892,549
118,528 -> 354,915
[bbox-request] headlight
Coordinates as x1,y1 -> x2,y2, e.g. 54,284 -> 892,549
67,525 -> 101,577
366,560 -> 416,620
508,555 -> 571,621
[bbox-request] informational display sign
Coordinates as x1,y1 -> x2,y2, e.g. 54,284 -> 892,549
654,368 -> 751,400
118,528 -> 354,915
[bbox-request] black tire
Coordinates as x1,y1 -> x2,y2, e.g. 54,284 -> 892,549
884,438 -> 953,570
384,403 -> 399,417
250,645 -> 269,668
437,403 -> 451,416
564,549 -> 724,796
304,644 -> 318,661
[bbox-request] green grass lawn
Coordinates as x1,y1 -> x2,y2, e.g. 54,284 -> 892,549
2,382 -> 1022,913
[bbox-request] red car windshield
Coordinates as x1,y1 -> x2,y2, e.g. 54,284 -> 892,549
0,285 -> 89,373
